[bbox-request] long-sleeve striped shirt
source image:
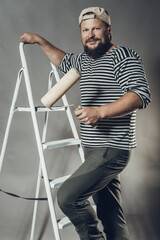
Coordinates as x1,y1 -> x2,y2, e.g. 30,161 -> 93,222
59,46 -> 151,150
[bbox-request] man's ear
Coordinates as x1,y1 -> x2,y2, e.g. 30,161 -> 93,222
108,26 -> 112,34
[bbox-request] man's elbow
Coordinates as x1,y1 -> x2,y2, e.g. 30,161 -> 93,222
130,91 -> 151,110
137,95 -> 143,109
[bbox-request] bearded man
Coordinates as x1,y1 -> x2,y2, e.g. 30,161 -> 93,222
20,7 -> 151,240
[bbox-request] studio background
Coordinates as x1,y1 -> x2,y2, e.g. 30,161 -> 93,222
0,0 -> 159,240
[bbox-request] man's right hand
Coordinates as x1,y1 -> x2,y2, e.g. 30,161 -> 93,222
19,32 -> 41,44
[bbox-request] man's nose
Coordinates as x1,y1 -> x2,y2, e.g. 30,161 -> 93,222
88,30 -> 95,38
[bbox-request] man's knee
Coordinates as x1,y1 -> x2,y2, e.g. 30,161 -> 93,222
57,186 -> 66,209
57,184 -> 73,211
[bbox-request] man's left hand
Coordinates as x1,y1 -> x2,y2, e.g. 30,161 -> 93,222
75,107 -> 100,125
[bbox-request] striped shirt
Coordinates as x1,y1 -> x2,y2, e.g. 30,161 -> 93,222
59,46 -> 151,150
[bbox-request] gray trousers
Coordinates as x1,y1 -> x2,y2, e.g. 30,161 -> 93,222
57,147 -> 130,240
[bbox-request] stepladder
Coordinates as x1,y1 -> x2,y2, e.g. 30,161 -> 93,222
0,42 -> 85,240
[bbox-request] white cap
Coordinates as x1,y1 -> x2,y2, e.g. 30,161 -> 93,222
79,7 -> 111,25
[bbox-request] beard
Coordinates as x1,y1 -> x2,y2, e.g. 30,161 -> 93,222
84,35 -> 112,59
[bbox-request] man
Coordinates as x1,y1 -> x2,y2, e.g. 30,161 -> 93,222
20,7 -> 151,240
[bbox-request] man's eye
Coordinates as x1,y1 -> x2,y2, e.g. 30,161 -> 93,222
94,28 -> 100,31
83,29 -> 88,32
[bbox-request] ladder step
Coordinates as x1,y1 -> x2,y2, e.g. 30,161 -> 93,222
50,175 -> 70,188
58,216 -> 72,229
15,105 -> 75,112
43,138 -> 81,150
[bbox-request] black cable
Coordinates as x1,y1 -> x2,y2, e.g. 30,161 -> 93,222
0,188 -> 48,201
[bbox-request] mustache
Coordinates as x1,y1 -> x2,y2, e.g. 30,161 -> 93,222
86,37 -> 101,43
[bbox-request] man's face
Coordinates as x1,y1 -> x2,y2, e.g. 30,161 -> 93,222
80,18 -> 111,58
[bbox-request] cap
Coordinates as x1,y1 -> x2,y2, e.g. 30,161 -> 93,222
79,7 -> 111,25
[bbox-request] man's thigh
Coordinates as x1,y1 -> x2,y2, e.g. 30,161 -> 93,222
58,147 -> 130,203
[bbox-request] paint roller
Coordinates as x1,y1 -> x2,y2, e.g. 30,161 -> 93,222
41,68 -> 81,108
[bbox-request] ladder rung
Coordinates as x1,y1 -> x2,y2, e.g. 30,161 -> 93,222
43,138 -> 81,150
50,175 -> 70,188
58,216 -> 72,229
15,105 -> 74,112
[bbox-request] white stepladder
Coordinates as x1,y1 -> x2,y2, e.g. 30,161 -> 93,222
0,42 -> 85,240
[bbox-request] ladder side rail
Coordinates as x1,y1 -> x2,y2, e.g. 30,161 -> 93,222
51,64 -> 84,162
50,65 -> 80,139
30,71 -> 53,240
19,43 -> 61,240
62,93 -> 85,162
0,68 -> 24,172
30,163 -> 42,240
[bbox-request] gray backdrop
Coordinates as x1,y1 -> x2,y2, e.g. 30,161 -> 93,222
0,0 -> 159,240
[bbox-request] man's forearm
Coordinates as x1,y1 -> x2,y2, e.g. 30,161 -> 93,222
75,92 -> 143,126
97,92 -> 143,119
38,37 -> 66,67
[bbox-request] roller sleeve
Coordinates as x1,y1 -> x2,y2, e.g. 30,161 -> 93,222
41,68 -> 81,108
